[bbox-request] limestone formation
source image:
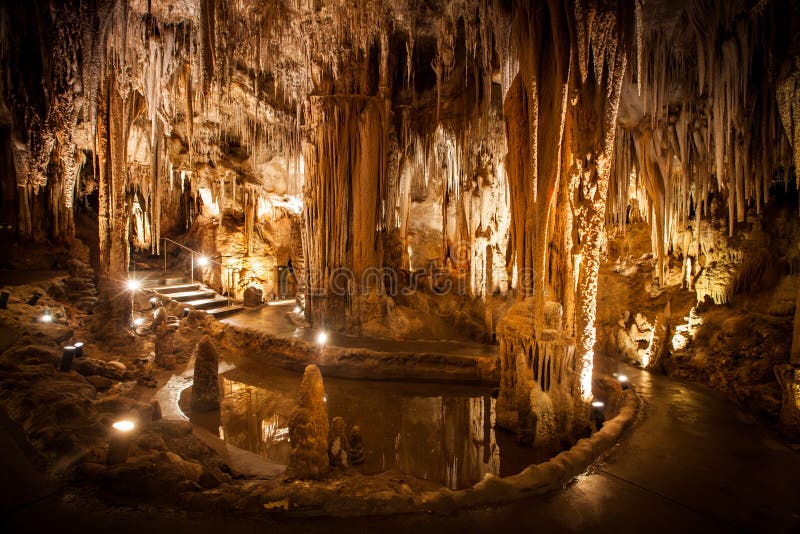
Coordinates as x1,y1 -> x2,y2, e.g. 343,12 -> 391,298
288,365 -> 330,480
348,426 -> 365,466
328,416 -> 349,468
191,336 -> 220,413
243,286 -> 263,307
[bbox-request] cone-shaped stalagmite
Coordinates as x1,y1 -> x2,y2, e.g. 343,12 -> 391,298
288,364 -> 329,479
191,335 -> 220,412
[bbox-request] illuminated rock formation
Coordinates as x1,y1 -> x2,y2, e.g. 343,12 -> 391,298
288,364 -> 329,480
191,335 -> 220,412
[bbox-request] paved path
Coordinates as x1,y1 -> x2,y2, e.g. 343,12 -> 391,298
3,360 -> 799,532
222,303 -> 499,358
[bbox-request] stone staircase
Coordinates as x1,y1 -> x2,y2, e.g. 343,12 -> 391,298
140,273 -> 244,319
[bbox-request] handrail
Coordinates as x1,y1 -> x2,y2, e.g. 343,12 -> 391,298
161,237 -> 224,267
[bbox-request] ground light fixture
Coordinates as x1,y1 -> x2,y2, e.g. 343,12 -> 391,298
60,345 -> 76,372
39,309 -> 53,323
107,419 -> 136,465
73,341 -> 84,358
316,331 -> 328,345
133,317 -> 145,327
197,255 -> 209,267
618,374 -> 630,390
150,297 -> 158,309
112,420 -> 135,432
294,306 -> 302,315
127,279 -> 141,291
591,400 -> 606,429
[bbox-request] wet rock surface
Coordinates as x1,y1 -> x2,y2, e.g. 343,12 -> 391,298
191,336 -> 220,412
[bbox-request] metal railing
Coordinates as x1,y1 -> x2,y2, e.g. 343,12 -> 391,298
162,237 -> 224,283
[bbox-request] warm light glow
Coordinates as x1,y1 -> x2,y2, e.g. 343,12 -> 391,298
580,350 -> 594,402
112,420 -> 135,432
150,297 -> 158,304
197,255 -> 209,267
618,375 -> 628,384
39,312 -> 52,323
591,401 -> 604,408
316,331 -> 328,345
133,317 -> 144,327
127,279 -> 141,291
293,306 -> 302,315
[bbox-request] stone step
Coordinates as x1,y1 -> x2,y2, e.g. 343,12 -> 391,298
149,283 -> 201,294
184,296 -> 231,310
137,272 -> 189,287
206,305 -> 244,318
169,289 -> 217,302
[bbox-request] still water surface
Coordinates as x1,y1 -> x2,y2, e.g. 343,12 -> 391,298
180,362 -> 546,489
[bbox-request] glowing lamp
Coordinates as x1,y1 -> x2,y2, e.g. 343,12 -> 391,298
40,310 -> 53,323
618,375 -> 630,390
591,400 -> 606,429
107,419 -> 136,465
73,341 -> 84,358
112,420 -> 135,432
60,346 -> 76,372
294,306 -> 302,315
197,255 -> 209,267
316,331 -> 328,345
133,317 -> 144,327
127,279 -> 141,291
150,297 -> 158,309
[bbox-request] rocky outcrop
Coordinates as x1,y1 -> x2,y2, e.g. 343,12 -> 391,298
243,286 -> 263,307
496,299 -> 579,450
328,416 -> 349,468
348,426 -> 365,466
191,336 -> 220,412
288,364 -> 330,480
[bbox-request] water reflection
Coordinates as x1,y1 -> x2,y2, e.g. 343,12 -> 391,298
181,364 -> 545,489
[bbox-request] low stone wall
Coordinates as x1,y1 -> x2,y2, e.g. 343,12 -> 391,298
210,321 -> 500,385
152,291 -> 500,385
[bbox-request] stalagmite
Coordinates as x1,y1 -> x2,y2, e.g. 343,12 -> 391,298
288,364 -> 329,480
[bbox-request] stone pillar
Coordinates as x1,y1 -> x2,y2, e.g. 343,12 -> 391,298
288,364 -> 330,479
191,335 -> 220,412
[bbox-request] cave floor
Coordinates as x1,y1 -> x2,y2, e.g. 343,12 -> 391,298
2,359 -> 799,533
222,303 -> 500,358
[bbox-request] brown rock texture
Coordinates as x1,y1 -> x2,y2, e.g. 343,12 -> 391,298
328,416 -> 349,468
191,335 -> 220,412
288,364 -> 330,480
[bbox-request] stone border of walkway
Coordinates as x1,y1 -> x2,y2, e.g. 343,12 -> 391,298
418,387 -> 640,510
